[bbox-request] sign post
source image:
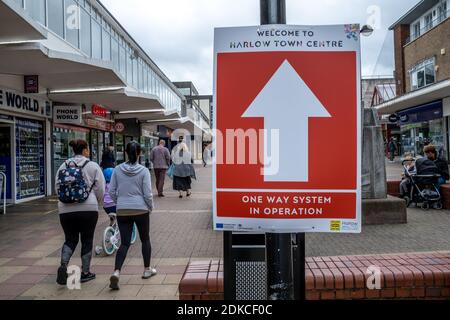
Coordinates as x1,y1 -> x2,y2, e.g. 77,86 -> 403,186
259,0 -> 294,301
213,1 -> 362,300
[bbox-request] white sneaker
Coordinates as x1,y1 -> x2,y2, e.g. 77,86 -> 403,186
142,267 -> 157,279
109,270 -> 120,290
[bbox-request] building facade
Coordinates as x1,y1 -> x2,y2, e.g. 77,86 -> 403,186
0,0 -> 186,203
376,0 -> 450,159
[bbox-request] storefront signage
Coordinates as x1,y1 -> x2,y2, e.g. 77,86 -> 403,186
389,114 -> 399,123
115,122 -> 125,133
213,24 -> 361,233
0,87 -> 51,118
53,105 -> 82,125
92,104 -> 107,118
24,75 -> 39,94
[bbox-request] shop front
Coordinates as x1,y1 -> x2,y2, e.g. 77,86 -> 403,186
113,118 -> 141,165
52,104 -> 115,188
398,100 -> 446,158
0,87 -> 52,204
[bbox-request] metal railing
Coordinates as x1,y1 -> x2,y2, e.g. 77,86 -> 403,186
405,10 -> 450,45
0,172 -> 6,215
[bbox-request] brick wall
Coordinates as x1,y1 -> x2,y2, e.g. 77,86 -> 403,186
404,18 -> 450,93
180,252 -> 450,300
393,25 -> 410,96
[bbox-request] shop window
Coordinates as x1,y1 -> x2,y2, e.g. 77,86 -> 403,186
48,0 -> 64,38
80,8 -> 91,56
91,20 -> 102,59
25,0 -> 46,25
410,58 -> 435,91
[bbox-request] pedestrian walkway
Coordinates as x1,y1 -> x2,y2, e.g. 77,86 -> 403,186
1,164 -> 450,299
0,166 -> 221,300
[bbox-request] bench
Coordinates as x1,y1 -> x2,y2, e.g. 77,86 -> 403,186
179,252 -> 450,300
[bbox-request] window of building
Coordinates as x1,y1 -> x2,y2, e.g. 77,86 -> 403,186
127,49 -> 133,83
412,22 -> 420,40
132,59 -> 138,88
48,0 -> 64,38
119,45 -> 126,77
410,58 -> 436,91
65,0 -> 80,48
25,0 -> 46,25
80,8 -> 91,56
438,1 -> 448,21
424,13 -> 433,31
91,20 -> 102,60
102,28 -> 111,61
111,37 -> 119,70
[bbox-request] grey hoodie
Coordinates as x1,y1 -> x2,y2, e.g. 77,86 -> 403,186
109,162 -> 153,213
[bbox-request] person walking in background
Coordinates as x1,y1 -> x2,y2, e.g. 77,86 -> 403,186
102,167 -> 116,225
108,142 -> 156,290
172,142 -> 196,198
55,140 -> 105,285
150,140 -> 171,197
100,144 -> 115,169
203,143 -> 212,167
388,137 -> 397,162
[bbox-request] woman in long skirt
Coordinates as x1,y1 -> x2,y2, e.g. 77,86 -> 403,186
172,142 -> 196,198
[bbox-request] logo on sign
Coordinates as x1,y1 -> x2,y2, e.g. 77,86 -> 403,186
388,114 -> 399,123
92,104 -> 107,118
115,122 -> 125,133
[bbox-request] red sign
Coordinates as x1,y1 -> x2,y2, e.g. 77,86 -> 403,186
213,25 -> 361,233
115,122 -> 125,133
92,104 -> 107,118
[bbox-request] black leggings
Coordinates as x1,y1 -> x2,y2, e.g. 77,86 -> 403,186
115,213 -> 151,271
59,211 -> 98,274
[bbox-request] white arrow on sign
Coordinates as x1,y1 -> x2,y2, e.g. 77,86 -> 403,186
242,59 -> 331,182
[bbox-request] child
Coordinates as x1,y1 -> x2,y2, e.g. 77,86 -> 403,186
103,167 -> 116,225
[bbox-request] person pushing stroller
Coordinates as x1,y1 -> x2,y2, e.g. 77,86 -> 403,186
400,146 -> 445,209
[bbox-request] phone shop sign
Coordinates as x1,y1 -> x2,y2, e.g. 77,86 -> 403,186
0,87 -> 51,118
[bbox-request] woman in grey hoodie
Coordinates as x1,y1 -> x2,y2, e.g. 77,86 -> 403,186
108,141 -> 155,290
55,140 -> 105,285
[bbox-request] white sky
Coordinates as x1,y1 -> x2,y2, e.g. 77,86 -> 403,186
100,0 -> 419,94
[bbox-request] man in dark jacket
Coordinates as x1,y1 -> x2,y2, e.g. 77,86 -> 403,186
388,138 -> 397,162
100,144 -> 115,169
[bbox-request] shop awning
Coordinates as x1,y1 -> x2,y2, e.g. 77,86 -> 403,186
115,109 -> 180,121
144,117 -> 207,136
0,0 -> 47,43
0,42 -> 126,90
48,88 -> 164,112
375,79 -> 450,115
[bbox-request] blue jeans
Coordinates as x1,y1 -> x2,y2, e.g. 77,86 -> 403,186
437,177 -> 446,189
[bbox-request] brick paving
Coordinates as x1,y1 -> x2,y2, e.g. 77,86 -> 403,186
1,164 -> 450,299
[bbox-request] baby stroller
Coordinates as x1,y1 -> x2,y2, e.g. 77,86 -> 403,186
402,158 -> 443,210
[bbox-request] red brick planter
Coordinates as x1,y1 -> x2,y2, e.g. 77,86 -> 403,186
179,252 -> 450,300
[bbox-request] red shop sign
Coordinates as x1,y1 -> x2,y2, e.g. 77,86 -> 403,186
92,104 -> 107,118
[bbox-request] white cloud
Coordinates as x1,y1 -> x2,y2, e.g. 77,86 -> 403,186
100,0 -> 418,93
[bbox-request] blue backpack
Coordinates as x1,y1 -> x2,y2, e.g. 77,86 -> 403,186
57,160 -> 95,204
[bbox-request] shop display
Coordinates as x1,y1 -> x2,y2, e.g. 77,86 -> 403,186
15,118 -> 45,200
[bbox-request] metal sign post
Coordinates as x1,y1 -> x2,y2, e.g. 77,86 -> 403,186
260,0 -> 297,301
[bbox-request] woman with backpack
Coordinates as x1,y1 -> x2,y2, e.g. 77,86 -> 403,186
55,140 -> 105,285
108,141 -> 155,290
